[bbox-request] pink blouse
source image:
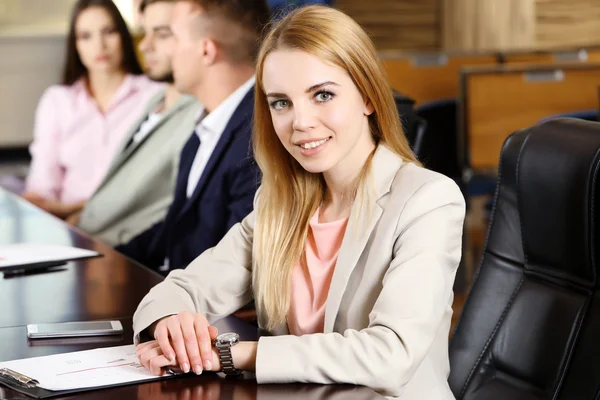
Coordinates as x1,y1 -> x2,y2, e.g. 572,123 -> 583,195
287,210 -> 349,336
25,74 -> 164,203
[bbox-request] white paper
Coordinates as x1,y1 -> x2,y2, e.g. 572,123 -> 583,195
0,345 -> 166,391
0,243 -> 99,269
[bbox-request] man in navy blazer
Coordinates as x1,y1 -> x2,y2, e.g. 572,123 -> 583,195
117,0 -> 270,273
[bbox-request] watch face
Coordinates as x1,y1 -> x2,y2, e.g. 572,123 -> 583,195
217,332 -> 239,345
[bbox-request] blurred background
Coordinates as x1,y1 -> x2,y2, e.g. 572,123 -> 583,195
2,0 -> 600,324
2,0 -> 599,150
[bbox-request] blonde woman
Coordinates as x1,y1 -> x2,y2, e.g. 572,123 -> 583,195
134,5 -> 465,399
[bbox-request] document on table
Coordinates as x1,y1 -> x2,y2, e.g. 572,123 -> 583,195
0,345 -> 172,391
0,243 -> 100,270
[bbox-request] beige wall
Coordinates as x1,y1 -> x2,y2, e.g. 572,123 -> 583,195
0,0 -> 72,146
0,36 -> 65,147
0,0 -> 138,35
0,0 -> 75,35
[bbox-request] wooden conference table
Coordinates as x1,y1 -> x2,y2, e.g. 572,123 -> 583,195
0,188 -> 383,399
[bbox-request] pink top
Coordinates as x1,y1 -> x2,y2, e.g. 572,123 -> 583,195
287,210 -> 348,336
25,74 -> 164,203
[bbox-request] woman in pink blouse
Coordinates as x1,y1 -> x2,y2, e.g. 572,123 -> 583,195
23,0 -> 163,219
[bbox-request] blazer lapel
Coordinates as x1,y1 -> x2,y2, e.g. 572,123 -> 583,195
113,95 -> 197,172
99,92 -> 165,184
323,145 -> 404,332
171,133 -> 201,213
177,89 -> 254,219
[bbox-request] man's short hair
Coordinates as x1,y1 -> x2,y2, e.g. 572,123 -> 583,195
188,0 -> 271,64
139,0 -> 177,13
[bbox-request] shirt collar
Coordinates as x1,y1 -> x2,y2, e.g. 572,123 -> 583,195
73,74 -> 138,110
196,75 -> 255,137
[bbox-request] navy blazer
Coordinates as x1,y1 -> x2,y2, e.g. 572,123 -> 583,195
117,88 -> 260,273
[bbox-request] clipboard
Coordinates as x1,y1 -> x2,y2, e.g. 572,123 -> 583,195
0,367 -> 181,399
0,345 -> 189,398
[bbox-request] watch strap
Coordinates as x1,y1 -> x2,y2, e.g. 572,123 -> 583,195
216,343 -> 241,375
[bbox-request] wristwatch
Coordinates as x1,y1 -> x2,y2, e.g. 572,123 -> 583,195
213,332 -> 242,376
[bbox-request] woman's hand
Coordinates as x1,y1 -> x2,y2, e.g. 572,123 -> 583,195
136,340 -> 220,377
136,340 -> 176,376
65,211 -> 82,226
22,192 -> 86,219
151,312 -> 219,375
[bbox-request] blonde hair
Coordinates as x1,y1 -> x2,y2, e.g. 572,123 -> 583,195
252,5 -> 418,330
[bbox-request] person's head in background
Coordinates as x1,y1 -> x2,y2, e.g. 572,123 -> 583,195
62,0 -> 143,86
252,5 -> 419,329
138,0 -> 177,83
170,0 -> 271,110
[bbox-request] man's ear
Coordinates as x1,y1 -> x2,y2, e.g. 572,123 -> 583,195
202,38 -> 218,65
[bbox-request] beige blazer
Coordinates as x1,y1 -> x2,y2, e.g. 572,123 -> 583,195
133,145 -> 466,400
78,92 -> 201,246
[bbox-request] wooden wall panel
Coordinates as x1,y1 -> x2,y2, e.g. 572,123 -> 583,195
442,0 -> 535,51
335,0 -> 441,50
535,0 -> 600,49
335,0 -> 600,53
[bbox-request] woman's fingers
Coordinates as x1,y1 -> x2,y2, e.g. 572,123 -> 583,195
208,325 -> 219,339
147,313 -> 217,374
154,321 -> 176,363
194,318 -> 214,371
180,314 -> 204,375
137,341 -> 162,368
167,317 -> 191,373
148,354 -> 175,376
136,341 -> 176,376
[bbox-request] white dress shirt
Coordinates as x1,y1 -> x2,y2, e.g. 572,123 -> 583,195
185,76 -> 255,198
131,112 -> 163,145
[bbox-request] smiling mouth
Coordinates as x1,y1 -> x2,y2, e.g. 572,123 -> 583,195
298,137 -> 331,149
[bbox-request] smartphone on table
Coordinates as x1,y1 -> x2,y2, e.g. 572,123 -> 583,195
26,320 -> 123,339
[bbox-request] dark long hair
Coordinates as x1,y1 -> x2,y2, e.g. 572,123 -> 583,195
62,0 -> 143,86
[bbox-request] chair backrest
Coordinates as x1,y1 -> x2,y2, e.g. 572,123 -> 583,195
415,99 -> 461,179
382,53 -> 497,105
449,119 -> 600,400
538,110 -> 598,123
392,89 -> 418,148
461,63 -> 600,170
408,115 -> 427,158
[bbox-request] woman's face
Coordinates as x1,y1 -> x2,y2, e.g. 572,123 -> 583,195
75,6 -> 123,75
262,49 -> 375,176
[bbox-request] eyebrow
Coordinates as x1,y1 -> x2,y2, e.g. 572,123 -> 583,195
306,81 -> 339,93
152,25 -> 171,33
266,81 -> 340,99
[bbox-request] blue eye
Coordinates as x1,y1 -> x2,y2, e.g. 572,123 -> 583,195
270,99 -> 289,111
315,91 -> 334,102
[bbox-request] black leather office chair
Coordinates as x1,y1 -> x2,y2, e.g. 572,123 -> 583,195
408,115 -> 428,158
391,90 -> 429,161
449,118 -> 600,400
415,99 -> 461,179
